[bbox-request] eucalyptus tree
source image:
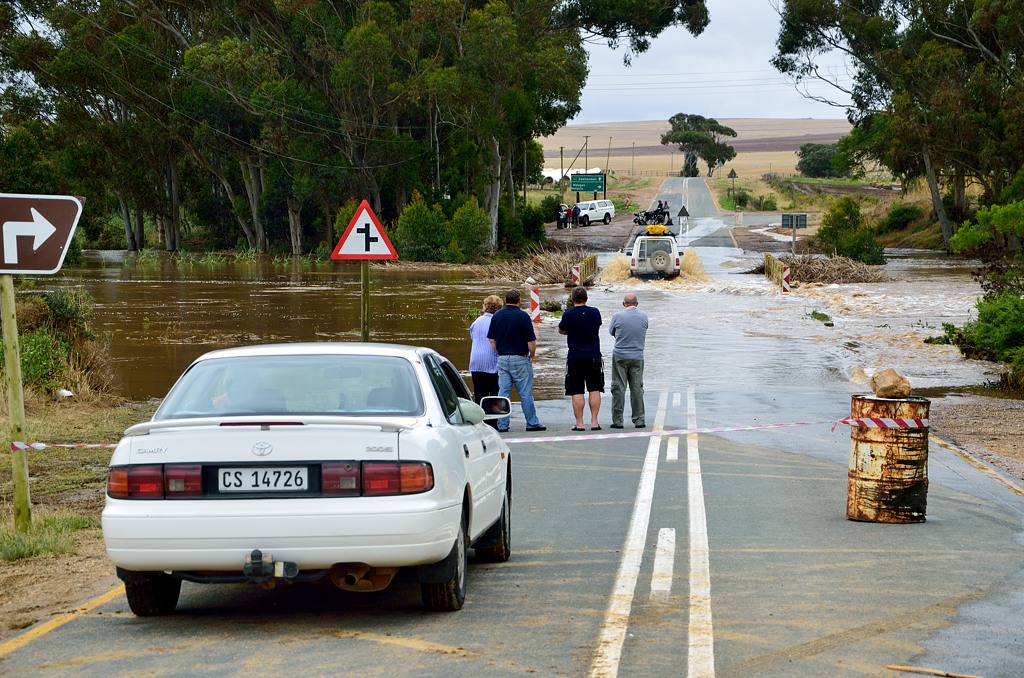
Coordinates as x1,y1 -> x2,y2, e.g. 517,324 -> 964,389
660,114 -> 736,177
772,0 -> 1024,250
0,1 -> 183,249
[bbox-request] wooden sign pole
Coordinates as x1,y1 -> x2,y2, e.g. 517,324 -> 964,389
1,274 -> 31,532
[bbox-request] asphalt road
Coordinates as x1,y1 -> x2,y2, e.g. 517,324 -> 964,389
2,181 -> 1022,677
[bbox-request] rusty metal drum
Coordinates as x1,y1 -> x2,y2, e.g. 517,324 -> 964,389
846,395 -> 930,523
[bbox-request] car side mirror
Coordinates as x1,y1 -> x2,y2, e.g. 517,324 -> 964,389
480,396 -> 511,418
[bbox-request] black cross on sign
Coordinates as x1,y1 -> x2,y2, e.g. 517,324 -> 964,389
357,221 -> 378,251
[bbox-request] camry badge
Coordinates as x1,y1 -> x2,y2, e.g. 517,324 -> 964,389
251,442 -> 273,456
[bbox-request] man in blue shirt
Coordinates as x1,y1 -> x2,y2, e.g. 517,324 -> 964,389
487,289 -> 546,432
558,286 -> 604,431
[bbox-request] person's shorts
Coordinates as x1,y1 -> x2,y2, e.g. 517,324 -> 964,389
565,358 -> 605,395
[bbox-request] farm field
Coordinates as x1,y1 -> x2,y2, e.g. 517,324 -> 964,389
538,117 -> 852,177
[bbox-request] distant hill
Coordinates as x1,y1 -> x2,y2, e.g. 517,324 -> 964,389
540,118 -> 851,159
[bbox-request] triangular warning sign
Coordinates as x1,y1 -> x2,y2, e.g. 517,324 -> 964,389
330,200 -> 398,260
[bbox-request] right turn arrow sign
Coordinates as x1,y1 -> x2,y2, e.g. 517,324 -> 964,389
0,194 -> 83,274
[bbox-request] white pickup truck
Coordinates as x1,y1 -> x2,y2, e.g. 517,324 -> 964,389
628,224 -> 682,278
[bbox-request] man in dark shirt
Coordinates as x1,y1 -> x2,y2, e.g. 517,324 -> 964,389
558,286 -> 604,431
487,289 -> 546,432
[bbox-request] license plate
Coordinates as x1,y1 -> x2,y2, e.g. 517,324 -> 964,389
219,467 -> 308,492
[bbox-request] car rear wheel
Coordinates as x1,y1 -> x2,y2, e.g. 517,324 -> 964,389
475,485 -> 511,563
603,213 -> 611,224
122,571 -> 182,616
580,215 -> 590,227
421,511 -> 468,611
651,250 -> 671,272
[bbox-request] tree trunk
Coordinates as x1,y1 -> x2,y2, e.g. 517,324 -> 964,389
240,157 -> 267,252
166,157 -> 181,251
922,149 -> 953,252
134,206 -> 145,250
482,136 -> 502,253
286,195 -> 303,255
180,138 -> 257,249
504,152 -> 515,216
323,201 -> 334,251
116,192 -> 136,251
155,215 -> 165,249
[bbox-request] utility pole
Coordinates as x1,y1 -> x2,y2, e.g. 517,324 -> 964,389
631,142 -> 635,175
606,136 -> 612,172
559,146 -> 564,201
583,135 -> 589,170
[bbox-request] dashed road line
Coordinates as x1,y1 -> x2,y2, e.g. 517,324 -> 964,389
650,528 -> 676,603
589,391 -> 668,677
686,383 -> 715,677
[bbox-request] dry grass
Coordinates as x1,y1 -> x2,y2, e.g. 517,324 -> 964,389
486,243 -> 595,285
0,398 -> 157,505
781,254 -> 890,285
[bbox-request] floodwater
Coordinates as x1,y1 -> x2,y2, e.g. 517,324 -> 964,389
34,243 -> 992,403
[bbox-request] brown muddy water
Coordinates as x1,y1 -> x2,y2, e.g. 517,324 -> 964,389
31,247 -> 995,404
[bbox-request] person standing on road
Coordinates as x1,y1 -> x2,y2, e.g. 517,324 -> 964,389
488,289 -> 546,433
469,295 -> 502,428
558,286 -> 604,431
608,292 -> 648,428
571,203 -> 580,227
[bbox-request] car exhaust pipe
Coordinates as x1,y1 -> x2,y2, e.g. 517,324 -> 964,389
343,564 -> 370,586
330,563 -> 400,592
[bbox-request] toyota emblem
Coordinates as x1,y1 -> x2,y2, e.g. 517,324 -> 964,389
251,442 -> 273,456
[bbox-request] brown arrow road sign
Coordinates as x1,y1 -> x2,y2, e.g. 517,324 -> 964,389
0,194 -> 83,274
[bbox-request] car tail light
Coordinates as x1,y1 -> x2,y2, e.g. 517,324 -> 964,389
322,462 -> 360,496
165,465 -> 202,497
362,462 -> 433,496
108,465 -> 164,499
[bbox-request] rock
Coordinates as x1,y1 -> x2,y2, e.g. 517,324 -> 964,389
870,368 -> 912,398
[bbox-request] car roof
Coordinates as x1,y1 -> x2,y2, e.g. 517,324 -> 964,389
192,342 -> 431,363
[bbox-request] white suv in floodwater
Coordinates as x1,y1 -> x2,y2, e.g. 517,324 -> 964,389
628,225 -> 681,278
575,199 -> 615,226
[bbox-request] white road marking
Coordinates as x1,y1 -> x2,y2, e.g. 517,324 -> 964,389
650,528 -> 676,603
666,436 -> 679,462
589,391 -> 668,678
687,383 -> 715,677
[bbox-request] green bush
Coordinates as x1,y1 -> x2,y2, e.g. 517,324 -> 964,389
879,203 -> 925,233
394,196 -> 449,261
960,293 -> 1024,387
519,204 -> 546,242
42,288 -> 94,343
17,329 -> 69,391
733,189 -> 751,208
966,293 -> 1024,359
539,195 -> 562,223
815,196 -> 885,264
450,203 -> 491,261
752,194 -> 777,211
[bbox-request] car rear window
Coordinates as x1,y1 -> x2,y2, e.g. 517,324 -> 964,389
154,355 -> 423,419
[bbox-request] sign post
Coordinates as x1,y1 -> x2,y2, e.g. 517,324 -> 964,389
330,200 -> 398,341
782,213 -> 808,254
0,193 -> 83,532
569,173 -> 606,200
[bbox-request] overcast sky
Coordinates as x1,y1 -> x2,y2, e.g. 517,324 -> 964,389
575,0 -> 854,123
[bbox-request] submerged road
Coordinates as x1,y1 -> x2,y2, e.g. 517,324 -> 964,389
2,180 -> 1022,677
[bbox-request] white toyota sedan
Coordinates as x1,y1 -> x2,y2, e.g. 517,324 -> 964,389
102,343 -> 512,615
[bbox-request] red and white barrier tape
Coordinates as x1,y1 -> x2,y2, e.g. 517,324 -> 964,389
837,417 -> 929,429
7,416 -> 929,451
11,441 -> 116,452
506,415 -> 929,444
